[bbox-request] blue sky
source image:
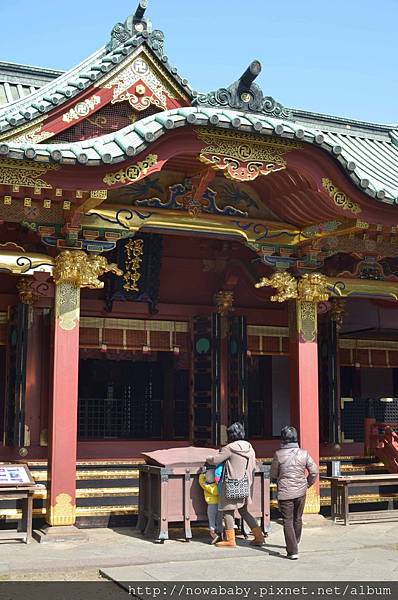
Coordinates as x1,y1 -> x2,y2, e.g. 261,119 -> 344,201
1,0 -> 397,124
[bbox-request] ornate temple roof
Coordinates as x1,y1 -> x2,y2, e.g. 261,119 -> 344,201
0,2 -> 191,134
0,1 -> 397,204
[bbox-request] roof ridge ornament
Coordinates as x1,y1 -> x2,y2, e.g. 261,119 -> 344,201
192,60 -> 292,120
107,1 -> 164,53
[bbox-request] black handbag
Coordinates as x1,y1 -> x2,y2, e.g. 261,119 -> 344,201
224,456 -> 250,500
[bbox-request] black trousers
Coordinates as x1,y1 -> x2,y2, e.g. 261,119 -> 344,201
278,494 -> 306,555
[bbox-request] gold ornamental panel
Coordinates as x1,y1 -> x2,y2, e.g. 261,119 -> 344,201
196,129 -> 301,182
322,178 -> 361,215
304,486 -> 321,514
0,158 -> 60,189
103,154 -> 158,186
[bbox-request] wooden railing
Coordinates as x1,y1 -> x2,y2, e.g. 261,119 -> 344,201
364,417 -> 398,473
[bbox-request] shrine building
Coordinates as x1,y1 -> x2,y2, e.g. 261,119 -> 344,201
0,1 -> 398,530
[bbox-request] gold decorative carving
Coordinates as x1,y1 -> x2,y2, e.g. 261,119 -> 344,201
11,124 -> 54,144
62,95 -> 101,123
104,57 -> 173,111
304,486 -> 320,514
17,277 -> 37,305
196,129 -> 301,182
214,290 -> 234,316
0,158 -> 59,189
297,273 -> 329,303
255,271 -> 298,302
90,190 -> 108,200
123,238 -> 144,292
53,251 -> 122,290
86,115 -> 107,129
47,493 -> 76,526
103,154 -> 158,186
297,300 -> 318,343
322,178 -> 361,215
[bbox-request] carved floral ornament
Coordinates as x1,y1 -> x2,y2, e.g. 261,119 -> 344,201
255,271 -> 329,303
196,129 -> 302,182
103,57 -> 174,111
62,95 -> 101,124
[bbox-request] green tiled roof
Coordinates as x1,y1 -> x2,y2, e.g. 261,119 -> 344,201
0,62 -> 63,106
1,106 -> 397,204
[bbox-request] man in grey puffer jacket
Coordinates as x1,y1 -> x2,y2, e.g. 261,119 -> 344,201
270,426 -> 318,560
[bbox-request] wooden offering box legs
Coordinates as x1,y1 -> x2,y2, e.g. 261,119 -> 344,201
137,448 -> 270,543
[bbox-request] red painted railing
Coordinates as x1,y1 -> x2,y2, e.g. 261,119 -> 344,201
364,417 -> 398,473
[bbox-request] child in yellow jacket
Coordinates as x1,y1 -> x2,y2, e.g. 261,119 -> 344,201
199,467 -> 223,543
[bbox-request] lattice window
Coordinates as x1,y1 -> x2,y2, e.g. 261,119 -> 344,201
247,325 -> 289,355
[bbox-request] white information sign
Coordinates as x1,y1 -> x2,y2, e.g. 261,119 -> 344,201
0,464 -> 34,486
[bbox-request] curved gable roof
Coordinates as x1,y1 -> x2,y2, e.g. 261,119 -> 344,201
0,106 -> 397,204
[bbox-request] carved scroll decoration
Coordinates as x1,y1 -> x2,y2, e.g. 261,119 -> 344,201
196,129 -> 301,182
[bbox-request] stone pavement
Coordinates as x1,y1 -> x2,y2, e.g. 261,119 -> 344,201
0,517 -> 397,581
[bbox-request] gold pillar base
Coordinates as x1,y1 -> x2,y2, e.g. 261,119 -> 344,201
304,486 -> 321,514
46,493 -> 76,526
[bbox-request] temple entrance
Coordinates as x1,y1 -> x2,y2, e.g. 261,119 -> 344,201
78,352 -> 189,441
338,299 -> 398,443
247,355 -> 290,439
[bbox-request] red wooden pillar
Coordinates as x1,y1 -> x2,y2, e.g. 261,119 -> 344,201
46,281 -> 80,527
289,300 -> 320,514
219,316 -> 229,445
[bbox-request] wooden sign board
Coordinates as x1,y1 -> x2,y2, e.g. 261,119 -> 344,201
0,463 -> 35,487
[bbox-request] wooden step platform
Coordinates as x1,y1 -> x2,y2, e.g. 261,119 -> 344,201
0,455 -> 392,527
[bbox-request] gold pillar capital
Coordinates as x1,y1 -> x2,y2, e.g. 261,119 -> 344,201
255,271 -> 329,304
297,273 -> 329,303
53,250 -> 122,289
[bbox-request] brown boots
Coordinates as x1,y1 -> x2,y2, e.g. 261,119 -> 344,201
250,526 -> 265,546
215,528 -> 236,547
215,526 -> 265,548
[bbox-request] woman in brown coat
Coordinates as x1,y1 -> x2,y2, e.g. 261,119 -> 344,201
206,422 -> 264,548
